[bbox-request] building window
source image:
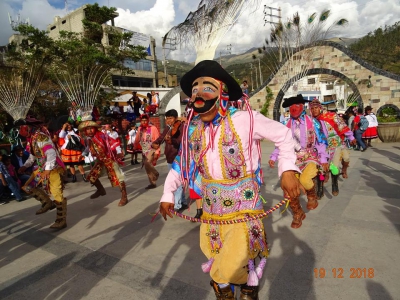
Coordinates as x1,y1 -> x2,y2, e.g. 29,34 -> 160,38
257,99 -> 261,103
123,59 -> 152,72
308,78 -> 316,84
326,85 -> 334,90
62,20 -> 66,24
112,75 -> 153,88
50,26 -> 56,30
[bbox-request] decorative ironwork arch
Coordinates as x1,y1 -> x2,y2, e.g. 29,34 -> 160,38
272,68 -> 363,121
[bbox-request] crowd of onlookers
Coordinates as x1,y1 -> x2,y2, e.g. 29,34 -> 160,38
342,105 -> 379,151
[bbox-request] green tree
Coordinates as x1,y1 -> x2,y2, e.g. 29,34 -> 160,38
260,86 -> 273,117
350,22 -> 400,74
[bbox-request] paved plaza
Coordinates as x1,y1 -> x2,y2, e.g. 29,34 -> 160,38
0,142 -> 399,300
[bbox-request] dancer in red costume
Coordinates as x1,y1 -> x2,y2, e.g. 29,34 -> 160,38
78,119 -> 128,206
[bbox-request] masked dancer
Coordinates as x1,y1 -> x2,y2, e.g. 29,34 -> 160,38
159,60 -> 302,299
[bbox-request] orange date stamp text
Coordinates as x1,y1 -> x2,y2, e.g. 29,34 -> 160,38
314,268 -> 375,278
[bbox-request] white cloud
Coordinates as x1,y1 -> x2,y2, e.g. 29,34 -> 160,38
0,0 -> 66,45
114,0 -> 175,41
0,0 -> 399,64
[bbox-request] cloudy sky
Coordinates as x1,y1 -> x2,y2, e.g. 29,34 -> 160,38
1,0 -> 399,62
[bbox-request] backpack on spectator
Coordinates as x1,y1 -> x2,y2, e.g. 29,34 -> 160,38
358,116 -> 369,132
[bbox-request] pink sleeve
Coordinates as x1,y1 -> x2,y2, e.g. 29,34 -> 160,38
160,169 -> 182,203
252,112 -> 300,176
151,126 -> 160,140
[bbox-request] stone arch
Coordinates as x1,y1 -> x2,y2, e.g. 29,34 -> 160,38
249,41 -> 400,121
272,68 -> 363,121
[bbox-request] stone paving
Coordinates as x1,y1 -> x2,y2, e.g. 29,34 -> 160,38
0,142 -> 399,300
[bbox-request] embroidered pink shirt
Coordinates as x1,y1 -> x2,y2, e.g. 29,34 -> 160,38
160,111 -> 299,204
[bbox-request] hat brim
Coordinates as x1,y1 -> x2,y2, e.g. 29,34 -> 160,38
180,60 -> 243,101
25,117 -> 43,125
78,121 -> 101,131
282,95 -> 308,108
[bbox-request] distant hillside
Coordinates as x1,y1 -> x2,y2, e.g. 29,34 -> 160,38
157,36 -> 364,86
156,60 -> 194,83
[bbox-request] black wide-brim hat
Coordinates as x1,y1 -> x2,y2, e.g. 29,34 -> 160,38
180,60 -> 243,101
282,94 -> 307,108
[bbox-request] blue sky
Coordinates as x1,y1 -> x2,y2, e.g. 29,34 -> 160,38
1,0 -> 399,62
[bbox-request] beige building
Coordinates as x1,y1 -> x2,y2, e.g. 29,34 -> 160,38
45,4 -> 158,88
157,71 -> 178,87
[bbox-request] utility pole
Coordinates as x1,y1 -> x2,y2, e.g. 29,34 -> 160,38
264,5 -> 282,62
220,44 -> 232,66
253,63 -> 258,90
162,36 -> 176,87
250,63 -> 254,91
258,58 -> 263,86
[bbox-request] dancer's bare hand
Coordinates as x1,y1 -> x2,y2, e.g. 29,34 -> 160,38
151,143 -> 160,150
350,139 -> 357,146
281,170 -> 305,199
268,160 -> 275,168
159,202 -> 174,220
321,163 -> 329,173
40,170 -> 51,179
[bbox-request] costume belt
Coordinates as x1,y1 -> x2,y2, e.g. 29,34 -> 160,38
201,175 -> 262,217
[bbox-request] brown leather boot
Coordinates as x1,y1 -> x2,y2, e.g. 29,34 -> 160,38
90,179 -> 106,199
118,181 -> 128,206
289,197 -> 306,229
50,198 -> 67,230
210,280 -> 235,300
341,160 -> 350,179
306,184 -> 318,210
31,188 -> 56,215
240,284 -> 259,300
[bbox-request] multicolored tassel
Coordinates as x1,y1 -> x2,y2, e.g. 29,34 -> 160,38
255,257 -> 267,279
201,257 -> 214,273
247,259 -> 259,286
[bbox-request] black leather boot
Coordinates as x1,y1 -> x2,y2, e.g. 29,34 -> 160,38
195,208 -> 203,218
317,177 -> 324,199
332,174 -> 339,196
71,174 -> 77,183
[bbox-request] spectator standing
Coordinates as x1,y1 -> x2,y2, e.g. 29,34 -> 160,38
362,106 -> 378,147
126,100 -> 136,122
150,90 -> 160,115
126,123 -> 140,165
347,109 -> 355,131
240,80 -> 249,95
353,108 -> 368,151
